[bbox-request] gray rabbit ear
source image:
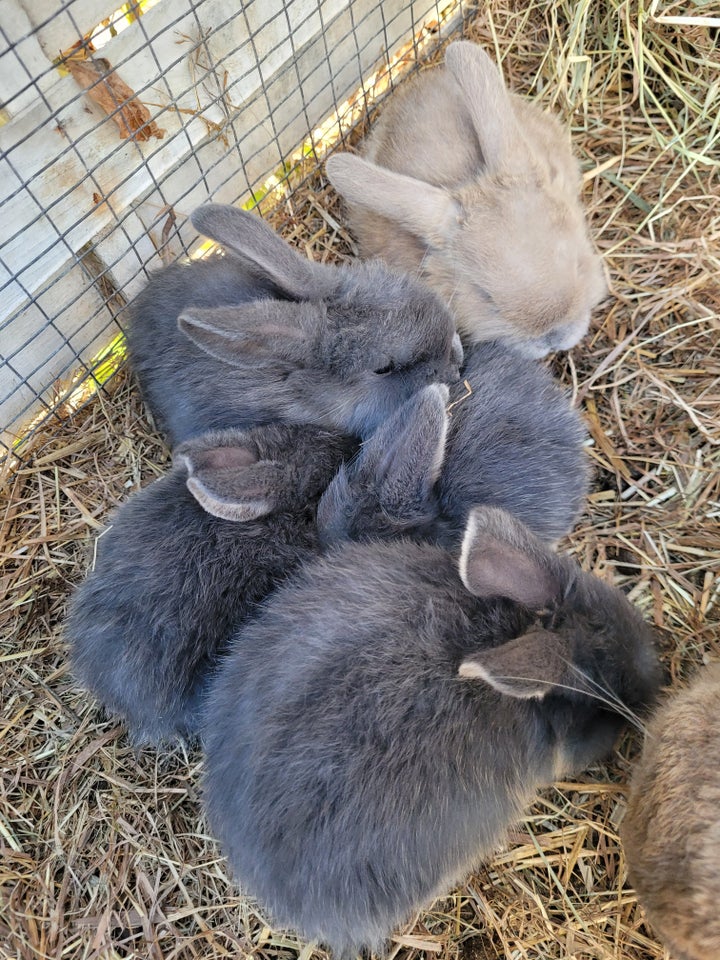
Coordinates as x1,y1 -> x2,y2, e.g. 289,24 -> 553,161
458,628 -> 571,699
326,154 -> 460,248
178,301 -> 321,367
444,41 -> 523,173
190,204 -> 323,299
459,506 -> 564,608
316,385 -> 448,540
369,383 -> 449,517
176,439 -> 284,522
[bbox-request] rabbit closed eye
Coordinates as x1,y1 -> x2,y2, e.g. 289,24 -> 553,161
126,204 -> 462,447
318,340 -> 589,548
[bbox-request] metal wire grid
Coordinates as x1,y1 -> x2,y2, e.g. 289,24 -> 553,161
0,0 -> 465,462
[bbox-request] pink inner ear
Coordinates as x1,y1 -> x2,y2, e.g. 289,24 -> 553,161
461,536 -> 559,609
196,446 -> 258,471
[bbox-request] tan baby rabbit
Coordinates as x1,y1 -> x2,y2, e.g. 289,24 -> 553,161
327,41 -> 607,358
621,663 -> 720,960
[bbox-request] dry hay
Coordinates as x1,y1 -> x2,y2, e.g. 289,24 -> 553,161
2,1 -> 719,958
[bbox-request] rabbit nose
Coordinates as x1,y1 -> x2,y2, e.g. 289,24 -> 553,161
543,315 -> 590,354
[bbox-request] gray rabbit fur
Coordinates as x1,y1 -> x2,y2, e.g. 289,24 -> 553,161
126,203 -> 462,447
203,506 -> 660,956
67,423 -> 356,743
318,340 -> 589,547
326,41 -> 607,358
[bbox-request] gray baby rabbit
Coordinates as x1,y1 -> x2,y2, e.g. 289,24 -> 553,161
621,663 -> 720,960
326,41 -> 607,358
66,424 -> 355,743
203,506 -> 661,957
318,340 -> 589,546
126,203 -> 462,446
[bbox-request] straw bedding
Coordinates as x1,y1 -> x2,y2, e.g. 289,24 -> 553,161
1,2 -> 718,958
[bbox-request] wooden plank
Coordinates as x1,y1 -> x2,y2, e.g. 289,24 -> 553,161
0,0 -> 59,118
1,0 -> 203,319
194,0 -> 421,196
1,0 -> 353,321
18,0 -> 128,59
2,0 -> 444,307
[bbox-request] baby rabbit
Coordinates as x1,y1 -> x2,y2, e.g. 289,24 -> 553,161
318,340 -> 589,547
621,663 -> 720,960
66,424 -> 355,743
203,506 -> 661,957
326,41 -> 607,358
126,203 -> 462,446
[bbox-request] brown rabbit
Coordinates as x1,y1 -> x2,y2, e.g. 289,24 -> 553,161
326,41 -> 607,358
621,663 -> 720,960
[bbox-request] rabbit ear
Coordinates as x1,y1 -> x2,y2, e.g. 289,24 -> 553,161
175,437 -> 284,522
326,154 -> 460,248
362,383 -> 449,516
444,41 -> 524,173
459,506 -> 564,608
178,301 -> 321,366
190,204 -> 323,299
316,385 -> 448,538
458,628 -> 572,699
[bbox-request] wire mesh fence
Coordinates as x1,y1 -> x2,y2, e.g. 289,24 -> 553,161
0,0 -> 466,462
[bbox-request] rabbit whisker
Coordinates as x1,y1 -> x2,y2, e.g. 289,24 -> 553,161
487,667 -> 646,733
567,663 -> 647,733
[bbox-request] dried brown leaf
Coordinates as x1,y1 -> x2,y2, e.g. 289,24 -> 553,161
66,56 -> 165,142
